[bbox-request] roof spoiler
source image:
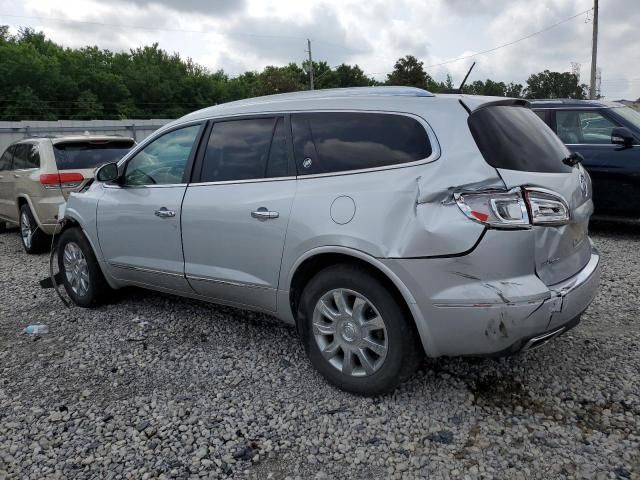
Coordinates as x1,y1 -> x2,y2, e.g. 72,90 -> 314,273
459,98 -> 531,115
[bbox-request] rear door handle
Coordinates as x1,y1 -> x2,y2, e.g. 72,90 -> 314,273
251,207 -> 279,220
13,174 -> 20,178
154,207 -> 176,218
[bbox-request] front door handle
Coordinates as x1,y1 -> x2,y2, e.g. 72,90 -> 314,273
251,207 -> 279,220
154,207 -> 176,218
13,174 -> 20,178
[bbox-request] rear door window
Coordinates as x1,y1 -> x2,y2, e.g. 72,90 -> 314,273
468,105 -> 572,173
555,110 -> 617,145
11,144 -> 30,170
0,146 -> 14,171
200,117 -> 288,182
291,112 -> 432,175
53,140 -> 134,170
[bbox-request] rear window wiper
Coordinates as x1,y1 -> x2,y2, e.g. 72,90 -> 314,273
562,151 -> 583,167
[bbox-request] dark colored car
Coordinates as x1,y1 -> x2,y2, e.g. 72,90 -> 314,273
531,100 -> 640,219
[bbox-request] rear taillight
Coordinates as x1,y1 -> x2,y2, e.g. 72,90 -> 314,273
454,187 -> 569,229
40,173 -> 84,189
524,188 -> 571,226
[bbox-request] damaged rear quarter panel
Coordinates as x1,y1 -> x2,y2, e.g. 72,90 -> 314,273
282,101 -> 507,270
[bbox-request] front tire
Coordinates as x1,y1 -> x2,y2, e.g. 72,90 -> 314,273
57,227 -> 110,308
19,204 -> 50,254
298,264 -> 421,396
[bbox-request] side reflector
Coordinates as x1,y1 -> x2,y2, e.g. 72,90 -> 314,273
471,211 -> 489,222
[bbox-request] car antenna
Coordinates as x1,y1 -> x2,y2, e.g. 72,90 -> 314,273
440,61 -> 476,94
457,61 -> 476,94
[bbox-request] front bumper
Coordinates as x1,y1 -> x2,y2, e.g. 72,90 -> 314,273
381,234 -> 601,357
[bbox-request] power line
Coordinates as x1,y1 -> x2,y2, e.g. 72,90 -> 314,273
366,7 -> 594,76
427,8 -> 593,69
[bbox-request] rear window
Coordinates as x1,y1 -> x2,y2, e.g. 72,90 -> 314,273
53,140 -> 134,170
292,112 -> 431,175
468,106 -> 572,173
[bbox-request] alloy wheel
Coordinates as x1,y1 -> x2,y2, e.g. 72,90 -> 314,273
312,288 -> 388,377
63,242 -> 90,297
20,212 -> 32,249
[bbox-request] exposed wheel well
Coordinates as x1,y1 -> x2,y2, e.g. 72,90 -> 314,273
289,253 -> 418,336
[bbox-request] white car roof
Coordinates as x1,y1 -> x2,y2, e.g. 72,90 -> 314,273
172,87 -> 520,128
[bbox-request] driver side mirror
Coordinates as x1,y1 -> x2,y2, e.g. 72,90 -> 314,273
611,127 -> 635,148
96,162 -> 119,183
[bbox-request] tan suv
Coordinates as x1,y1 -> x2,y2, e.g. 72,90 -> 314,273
0,136 -> 134,253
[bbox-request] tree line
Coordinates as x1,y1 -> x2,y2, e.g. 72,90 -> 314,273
0,26 -> 588,121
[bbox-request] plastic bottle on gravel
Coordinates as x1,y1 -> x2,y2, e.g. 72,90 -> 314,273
24,325 -> 49,335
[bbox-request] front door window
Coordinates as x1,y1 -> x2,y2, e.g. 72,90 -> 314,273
555,110 -> 617,145
123,125 -> 201,186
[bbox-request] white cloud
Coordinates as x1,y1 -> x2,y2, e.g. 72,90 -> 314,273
6,0 -> 640,99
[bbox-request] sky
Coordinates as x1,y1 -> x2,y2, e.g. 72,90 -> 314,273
1,0 -> 639,100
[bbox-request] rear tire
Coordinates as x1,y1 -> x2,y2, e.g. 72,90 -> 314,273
19,203 -> 50,254
298,264 -> 421,396
57,227 -> 110,308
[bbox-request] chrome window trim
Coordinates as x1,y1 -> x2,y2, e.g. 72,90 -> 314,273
531,107 -> 613,111
296,157 -> 433,180
104,182 -> 188,189
564,143 -> 638,147
188,176 -> 296,187
189,109 -> 440,183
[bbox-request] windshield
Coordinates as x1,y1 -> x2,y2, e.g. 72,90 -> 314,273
613,106 -> 640,129
53,140 -> 134,170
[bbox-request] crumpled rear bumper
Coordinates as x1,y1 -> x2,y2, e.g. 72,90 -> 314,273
381,231 -> 601,357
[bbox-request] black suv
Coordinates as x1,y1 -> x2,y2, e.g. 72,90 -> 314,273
531,100 -> 640,219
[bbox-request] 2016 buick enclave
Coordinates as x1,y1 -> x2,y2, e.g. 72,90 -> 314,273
56,87 -> 600,395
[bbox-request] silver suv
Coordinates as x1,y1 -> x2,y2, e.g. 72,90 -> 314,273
57,87 -> 600,395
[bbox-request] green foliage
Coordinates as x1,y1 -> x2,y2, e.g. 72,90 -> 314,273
256,64 -> 305,96
523,70 -> 587,99
72,90 -> 104,120
462,79 -> 524,97
386,55 -> 434,89
0,26 -> 589,120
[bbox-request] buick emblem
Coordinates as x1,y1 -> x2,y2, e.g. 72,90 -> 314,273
579,172 -> 588,197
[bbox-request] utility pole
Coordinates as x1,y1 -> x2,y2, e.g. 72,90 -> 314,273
307,38 -> 314,90
589,0 -> 598,99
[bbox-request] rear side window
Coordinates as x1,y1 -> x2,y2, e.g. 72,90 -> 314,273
468,106 -> 572,173
11,144 -> 30,170
291,112 -> 431,175
25,144 -> 40,169
53,140 -> 134,170
0,146 -> 13,171
200,117 -> 288,182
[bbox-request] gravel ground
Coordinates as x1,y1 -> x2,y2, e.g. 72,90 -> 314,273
0,222 -> 639,480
